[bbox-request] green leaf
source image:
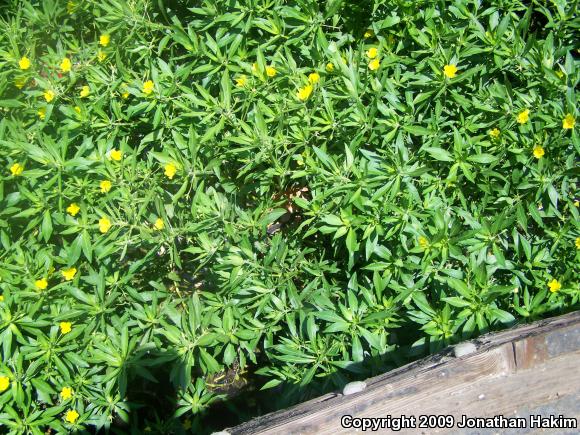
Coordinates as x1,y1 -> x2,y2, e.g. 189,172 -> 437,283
423,147 -> 454,162
467,154 -> 498,164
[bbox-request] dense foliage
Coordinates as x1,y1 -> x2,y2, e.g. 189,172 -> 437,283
0,0 -> 578,433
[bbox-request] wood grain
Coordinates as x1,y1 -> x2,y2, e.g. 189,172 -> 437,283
230,311 -> 580,435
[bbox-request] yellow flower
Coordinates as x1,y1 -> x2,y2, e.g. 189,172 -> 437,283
100,180 -> 112,193
38,107 -> 46,120
120,83 -> 129,99
326,62 -> 334,72
235,75 -> 247,87
443,64 -> 458,78
19,56 -> 31,70
10,163 -> 24,176
517,109 -> 530,124
0,295 -> 4,302
555,70 -> 564,78
35,278 -> 48,290
60,321 -> 72,334
97,50 -> 107,62
308,73 -> 320,84
66,203 -> 80,216
366,47 -> 378,59
533,145 -> 545,159
548,279 -> 561,293
99,217 -> 111,234
110,149 -> 122,161
61,268 -> 77,281
60,386 -> 73,400
575,237 -> 580,249
296,84 -> 313,101
15,77 -> 27,89
164,163 -> 177,179
60,57 -> 72,73
266,66 -> 276,77
80,86 -> 90,98
418,236 -> 429,249
44,90 -> 55,103
368,58 -> 380,71
99,34 -> 110,47
562,113 -> 575,129
0,376 -> 9,392
143,80 -> 154,95
154,218 -> 164,230
364,29 -> 374,39
489,128 -> 500,138
65,409 -> 79,424
251,62 -> 258,73
575,200 -> 580,207
74,106 -> 81,115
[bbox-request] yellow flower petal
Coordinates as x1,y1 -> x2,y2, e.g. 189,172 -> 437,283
0,376 -> 10,392
65,409 -> 79,424
143,80 -> 154,95
61,268 -> 77,281
164,163 -> 177,179
443,64 -> 458,78
562,113 -> 575,130
35,278 -> 48,290
60,321 -> 72,334
19,56 -> 31,70
235,75 -> 247,87
154,218 -> 164,230
60,386 -> 73,400
533,145 -> 544,159
10,163 -> 24,176
517,109 -> 530,124
548,279 -> 561,293
99,34 -> 110,47
296,84 -> 313,101
99,217 -> 111,233
110,149 -> 122,161
80,86 -> 90,98
100,180 -> 112,193
368,58 -> 380,71
266,66 -> 276,77
308,72 -> 320,84
44,90 -> 55,103
366,47 -> 378,59
66,203 -> 80,216
489,128 -> 500,138
60,57 -> 72,73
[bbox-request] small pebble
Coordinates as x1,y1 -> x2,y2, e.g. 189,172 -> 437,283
343,381 -> 367,395
453,342 -> 477,357
478,394 -> 485,400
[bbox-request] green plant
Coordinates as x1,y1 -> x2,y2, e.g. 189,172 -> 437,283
0,0 -> 578,433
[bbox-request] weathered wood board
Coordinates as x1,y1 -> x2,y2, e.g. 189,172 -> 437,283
230,311 -> 580,434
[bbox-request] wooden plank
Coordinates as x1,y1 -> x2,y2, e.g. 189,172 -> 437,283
230,311 -> 580,435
